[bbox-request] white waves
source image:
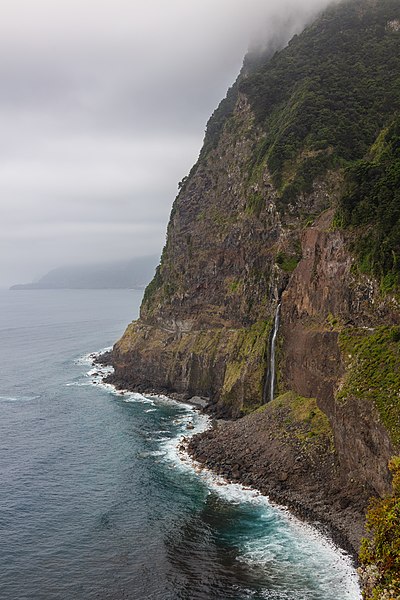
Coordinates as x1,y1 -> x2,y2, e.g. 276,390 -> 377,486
75,346 -> 361,600
0,394 -> 40,402
161,414 -> 361,600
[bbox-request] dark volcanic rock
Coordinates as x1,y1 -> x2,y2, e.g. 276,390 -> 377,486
188,397 -> 368,557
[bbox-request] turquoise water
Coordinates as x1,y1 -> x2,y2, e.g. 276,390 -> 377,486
0,289 -> 361,599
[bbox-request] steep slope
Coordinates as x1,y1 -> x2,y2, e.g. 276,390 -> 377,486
109,0 -> 400,564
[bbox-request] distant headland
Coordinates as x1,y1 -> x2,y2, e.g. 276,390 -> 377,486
10,256 -> 158,290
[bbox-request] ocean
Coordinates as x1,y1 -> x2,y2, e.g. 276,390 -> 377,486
0,289 -> 361,600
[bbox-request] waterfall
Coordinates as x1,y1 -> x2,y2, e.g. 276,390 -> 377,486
269,301 -> 281,403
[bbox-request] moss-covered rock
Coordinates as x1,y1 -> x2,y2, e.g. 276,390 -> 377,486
110,319 -> 271,417
338,326 -> 400,448
256,391 -> 335,453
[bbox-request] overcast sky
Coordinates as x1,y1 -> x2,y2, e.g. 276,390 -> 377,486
0,0 -> 333,287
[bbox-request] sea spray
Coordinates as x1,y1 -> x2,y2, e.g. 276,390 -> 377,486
80,349 -> 362,600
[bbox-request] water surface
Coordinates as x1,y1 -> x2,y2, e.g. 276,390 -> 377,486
0,289 -> 361,599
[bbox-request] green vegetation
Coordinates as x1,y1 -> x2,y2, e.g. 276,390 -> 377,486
201,81 -> 239,157
226,278 -> 243,295
142,264 -> 162,309
237,0 -> 400,201
359,457 -> 400,600
338,326 -> 400,446
257,391 -> 334,449
246,192 -> 265,217
338,117 -> 400,290
276,251 -> 300,273
221,320 -> 271,411
197,206 -> 237,229
326,312 -> 341,330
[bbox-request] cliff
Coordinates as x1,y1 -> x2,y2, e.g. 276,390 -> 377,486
109,0 -> 400,583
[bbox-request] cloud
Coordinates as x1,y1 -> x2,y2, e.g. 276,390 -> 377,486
0,0 -> 333,287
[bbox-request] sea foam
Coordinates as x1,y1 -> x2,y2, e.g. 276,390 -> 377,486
79,348 -> 362,600
0,395 -> 40,403
158,405 -> 361,599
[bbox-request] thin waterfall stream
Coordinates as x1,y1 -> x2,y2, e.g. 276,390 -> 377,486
269,301 -> 281,402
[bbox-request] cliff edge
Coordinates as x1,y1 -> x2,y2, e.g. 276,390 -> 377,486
109,0 -> 400,575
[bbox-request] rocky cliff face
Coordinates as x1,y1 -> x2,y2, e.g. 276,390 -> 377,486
188,207 -> 399,554
110,0 -> 400,554
111,95 -> 288,417
281,209 -> 399,496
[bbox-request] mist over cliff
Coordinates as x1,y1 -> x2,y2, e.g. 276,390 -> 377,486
0,0 -> 335,289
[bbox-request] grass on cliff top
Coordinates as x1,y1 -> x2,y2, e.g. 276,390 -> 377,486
338,326 -> 400,448
359,456 -> 400,600
257,391 -> 334,450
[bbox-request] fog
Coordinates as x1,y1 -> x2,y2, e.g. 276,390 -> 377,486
0,0 -> 334,287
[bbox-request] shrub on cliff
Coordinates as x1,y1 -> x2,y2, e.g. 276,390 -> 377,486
338,117 -> 400,291
239,0 -> 400,197
359,457 -> 400,599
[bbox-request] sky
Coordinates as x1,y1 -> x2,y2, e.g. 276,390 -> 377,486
0,0 -> 333,287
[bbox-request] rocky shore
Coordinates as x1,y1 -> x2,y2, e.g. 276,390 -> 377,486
186,394 -> 370,560
100,348 -> 367,559
98,344 -> 367,558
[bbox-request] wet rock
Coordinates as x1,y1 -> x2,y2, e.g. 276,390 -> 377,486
188,396 -> 209,409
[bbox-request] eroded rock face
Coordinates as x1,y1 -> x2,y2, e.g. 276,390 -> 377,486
111,89 -> 398,457
281,210 -> 397,499
110,318 -> 273,418
110,97 -> 336,415
281,210 -> 398,330
110,62 -> 399,549
109,97 -> 288,416
141,96 -> 284,331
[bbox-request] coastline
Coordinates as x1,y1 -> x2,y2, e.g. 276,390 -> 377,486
97,352 -> 364,562
88,350 -> 362,597
186,426 -> 362,561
